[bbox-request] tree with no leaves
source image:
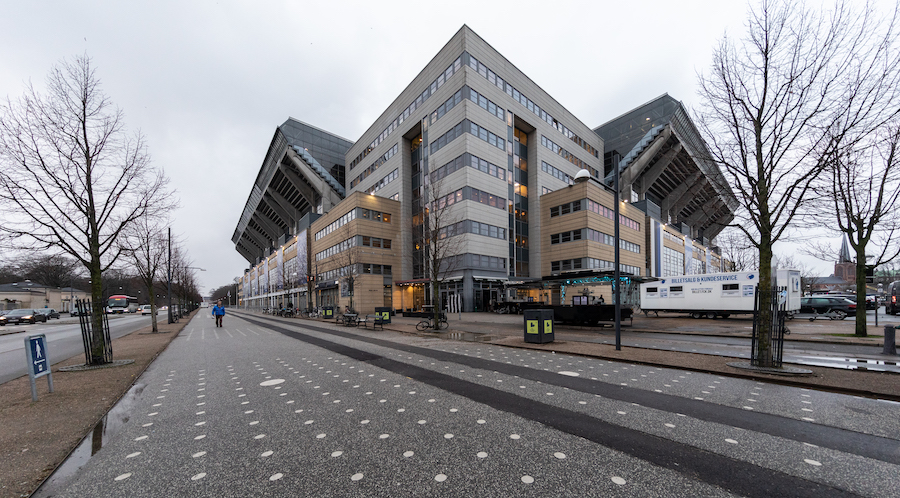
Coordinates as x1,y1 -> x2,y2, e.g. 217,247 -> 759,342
0,55 -> 171,364
418,176 -> 464,329
123,215 -> 174,333
805,126 -> 900,334
697,0 -> 900,366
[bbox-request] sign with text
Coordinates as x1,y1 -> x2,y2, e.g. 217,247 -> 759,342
25,334 -> 53,401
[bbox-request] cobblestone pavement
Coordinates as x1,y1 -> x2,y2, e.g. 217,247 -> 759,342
54,312 -> 900,497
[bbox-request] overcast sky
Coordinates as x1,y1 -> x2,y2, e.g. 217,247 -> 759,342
1,1 -> 846,293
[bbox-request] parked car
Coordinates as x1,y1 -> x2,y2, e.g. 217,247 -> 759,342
865,295 -> 878,310
4,309 -> 48,325
140,305 -> 153,315
36,308 -> 60,319
70,308 -> 80,317
887,281 -> 900,315
799,297 -> 857,320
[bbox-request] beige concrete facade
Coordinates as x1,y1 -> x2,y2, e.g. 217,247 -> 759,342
236,25 -> 730,314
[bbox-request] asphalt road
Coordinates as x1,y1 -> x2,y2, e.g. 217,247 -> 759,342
51,312 -> 900,497
0,313 -> 165,384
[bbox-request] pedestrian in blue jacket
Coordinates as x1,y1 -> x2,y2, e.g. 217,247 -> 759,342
212,301 -> 225,327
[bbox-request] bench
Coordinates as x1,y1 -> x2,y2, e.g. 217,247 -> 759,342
359,314 -> 384,330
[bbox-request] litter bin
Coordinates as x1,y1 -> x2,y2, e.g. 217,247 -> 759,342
374,307 -> 391,324
884,325 -> 897,355
323,307 -> 334,319
524,309 -> 554,344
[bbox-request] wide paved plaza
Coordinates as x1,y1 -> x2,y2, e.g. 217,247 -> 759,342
54,312 -> 900,497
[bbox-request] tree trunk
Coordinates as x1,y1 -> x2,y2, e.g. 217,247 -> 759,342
149,291 -> 158,333
432,278 -> 440,330
755,242 -> 774,367
855,245 -> 868,337
89,261 -> 106,365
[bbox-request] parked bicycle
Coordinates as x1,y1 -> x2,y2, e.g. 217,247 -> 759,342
416,315 -> 448,331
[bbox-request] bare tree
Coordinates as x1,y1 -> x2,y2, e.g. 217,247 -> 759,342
714,228 -> 759,272
696,0 -> 900,366
329,224 -> 361,312
806,127 -> 900,334
419,176 -> 465,329
16,253 -> 81,288
122,215 -> 173,332
0,55 -> 171,364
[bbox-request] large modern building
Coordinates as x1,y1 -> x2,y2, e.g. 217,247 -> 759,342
233,26 -> 737,313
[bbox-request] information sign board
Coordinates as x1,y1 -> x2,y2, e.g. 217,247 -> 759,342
24,334 -> 53,401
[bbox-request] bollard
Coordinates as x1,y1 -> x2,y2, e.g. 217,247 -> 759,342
884,325 -> 897,355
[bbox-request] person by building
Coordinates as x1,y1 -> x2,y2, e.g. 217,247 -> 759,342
211,301 -> 225,327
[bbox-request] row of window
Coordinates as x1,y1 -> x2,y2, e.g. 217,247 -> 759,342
429,88 -> 463,125
429,119 -> 507,156
469,121 -> 506,151
440,219 -> 507,241
361,263 -> 392,275
435,186 -> 507,211
549,200 -> 582,217
550,228 -> 641,253
663,230 -> 684,244
542,186 -> 553,195
317,263 -> 393,282
467,86 -> 505,121
541,161 -> 574,186
349,56 -> 462,170
585,200 -> 642,231
465,52 -> 599,158
315,234 -> 394,262
350,143 -> 398,189
431,152 -> 508,184
316,236 -> 356,262
540,136 -> 599,178
317,264 -> 354,283
315,209 -> 357,241
429,120 -> 466,155
548,199 -> 642,232
314,208 -> 393,241
365,168 -> 398,196
551,258 -> 641,276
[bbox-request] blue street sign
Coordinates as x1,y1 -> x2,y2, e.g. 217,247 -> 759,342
29,335 -> 48,377
25,334 -> 53,401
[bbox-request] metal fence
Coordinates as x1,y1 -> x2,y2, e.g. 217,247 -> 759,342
750,285 -> 787,367
75,299 -> 113,365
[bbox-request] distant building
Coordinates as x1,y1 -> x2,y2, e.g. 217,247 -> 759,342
0,281 -> 88,311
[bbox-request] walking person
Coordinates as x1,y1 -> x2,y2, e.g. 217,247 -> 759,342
212,301 -> 225,328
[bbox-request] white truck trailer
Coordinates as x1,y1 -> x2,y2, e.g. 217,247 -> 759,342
639,269 -> 801,318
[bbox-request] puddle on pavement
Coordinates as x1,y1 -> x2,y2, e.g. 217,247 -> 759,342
32,381 -> 146,497
439,331 -> 494,342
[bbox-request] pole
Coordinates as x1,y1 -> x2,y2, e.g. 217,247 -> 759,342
167,227 -> 173,324
613,152 -> 622,351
